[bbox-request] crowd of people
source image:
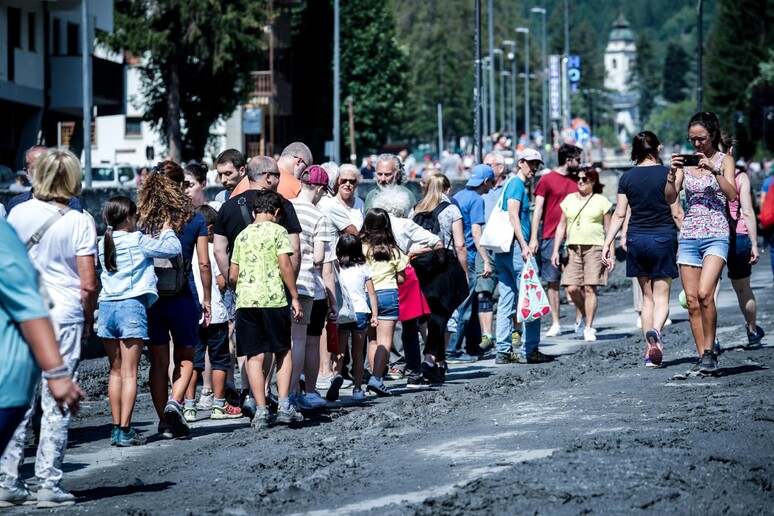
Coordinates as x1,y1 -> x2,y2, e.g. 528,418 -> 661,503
0,110 -> 771,507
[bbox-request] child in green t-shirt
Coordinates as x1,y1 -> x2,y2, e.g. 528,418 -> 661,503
229,190 -> 303,428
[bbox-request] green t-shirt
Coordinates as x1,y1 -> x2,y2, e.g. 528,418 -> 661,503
231,222 -> 293,309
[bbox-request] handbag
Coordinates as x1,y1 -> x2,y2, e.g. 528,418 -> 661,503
398,265 -> 431,321
333,263 -> 357,325
561,194 -> 594,267
480,177 -> 515,253
517,257 -> 551,323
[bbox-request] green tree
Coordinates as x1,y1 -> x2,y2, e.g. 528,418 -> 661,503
105,0 -> 265,162
631,31 -> 660,123
340,0 -> 408,155
662,42 -> 690,103
644,100 -> 696,148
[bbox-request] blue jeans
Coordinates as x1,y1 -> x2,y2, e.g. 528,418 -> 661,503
494,247 -> 541,357
446,259 -> 480,355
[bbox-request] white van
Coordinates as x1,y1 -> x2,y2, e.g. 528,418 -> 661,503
86,163 -> 138,189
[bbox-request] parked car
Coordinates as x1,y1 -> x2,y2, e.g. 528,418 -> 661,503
86,163 -> 138,189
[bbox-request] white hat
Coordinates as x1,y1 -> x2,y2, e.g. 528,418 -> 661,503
517,148 -> 544,163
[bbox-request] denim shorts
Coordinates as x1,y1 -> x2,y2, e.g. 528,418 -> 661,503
539,238 -> 562,283
375,289 -> 399,321
339,312 -> 370,333
677,236 -> 729,267
98,297 -> 148,340
727,233 -> 752,280
626,233 -> 679,279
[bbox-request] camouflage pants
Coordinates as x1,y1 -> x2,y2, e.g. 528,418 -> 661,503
0,323 -> 81,489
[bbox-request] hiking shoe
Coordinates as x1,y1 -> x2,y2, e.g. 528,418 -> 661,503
352,388 -> 366,400
241,396 -> 257,421
420,362 -> 444,384
583,327 -> 597,342
406,373 -> 425,388
574,318 -> 586,336
480,335 -> 494,350
326,374 -> 344,402
512,330 -> 522,347
116,427 -> 146,447
385,367 -> 404,380
747,325 -> 765,347
276,404 -> 304,424
35,485 -> 75,508
183,406 -> 197,423
196,390 -> 214,410
163,400 -> 190,438
545,324 -> 562,337
157,422 -> 174,439
211,402 -> 242,420
495,351 -> 521,364
0,483 -> 34,507
366,376 -> 392,397
526,349 -> 554,364
251,410 -> 270,429
645,328 -> 663,366
110,425 -> 120,446
304,392 -> 328,408
699,350 -> 718,373
446,352 -> 477,364
266,392 -> 279,414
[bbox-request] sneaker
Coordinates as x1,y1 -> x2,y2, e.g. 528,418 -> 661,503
636,315 -> 642,329
352,388 -> 366,400
699,350 -> 718,373
366,376 -> 392,397
645,328 -> 663,366
164,400 -> 190,438
157,421 -> 173,439
304,392 -> 328,408
495,351 -> 521,364
225,384 -> 241,408
35,485 -> 76,508
295,392 -> 313,410
420,362 -> 444,384
196,390 -> 214,410
406,373 -> 425,388
574,318 -> 586,336
645,357 -> 658,367
480,335 -> 494,350
385,367 -> 404,380
545,324 -> 562,337
241,396 -> 257,421
664,318 -> 673,326
211,402 -> 242,420
512,330 -> 522,347
747,325 -> 765,347
583,327 -> 597,342
326,374 -> 344,402
526,349 -> 554,364
340,377 -> 354,389
0,483 -> 34,507
446,352 -> 477,364
251,410 -> 269,429
116,427 -> 146,447
713,339 -> 722,356
110,425 -> 120,446
276,404 -> 304,424
183,406 -> 197,423
266,392 -> 279,414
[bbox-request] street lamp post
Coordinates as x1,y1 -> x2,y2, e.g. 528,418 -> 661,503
530,7 -> 547,147
503,40 -> 517,139
493,48 -> 505,133
516,27 -> 530,142
482,56 -> 490,141
487,0 -> 495,138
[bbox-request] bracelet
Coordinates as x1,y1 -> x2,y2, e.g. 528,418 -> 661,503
42,364 -> 70,380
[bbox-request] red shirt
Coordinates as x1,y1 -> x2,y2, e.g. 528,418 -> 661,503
534,170 -> 578,239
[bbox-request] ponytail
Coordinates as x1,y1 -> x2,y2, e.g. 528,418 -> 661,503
103,226 -> 118,272
101,196 -> 137,273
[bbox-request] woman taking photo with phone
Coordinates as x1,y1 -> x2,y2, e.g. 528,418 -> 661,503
666,112 -> 737,373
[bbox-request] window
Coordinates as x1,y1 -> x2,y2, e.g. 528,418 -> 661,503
611,58 -> 617,69
7,7 -> 21,81
125,117 -> 142,138
28,13 -> 36,51
66,22 -> 79,55
52,18 -> 60,55
60,121 -> 75,147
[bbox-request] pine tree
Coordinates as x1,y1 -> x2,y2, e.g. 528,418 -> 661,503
632,31 -> 660,124
662,42 -> 690,103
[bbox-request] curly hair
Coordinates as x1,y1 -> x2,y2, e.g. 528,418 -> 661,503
137,171 -> 193,234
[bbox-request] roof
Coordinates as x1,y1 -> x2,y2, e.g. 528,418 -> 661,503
609,12 -> 634,42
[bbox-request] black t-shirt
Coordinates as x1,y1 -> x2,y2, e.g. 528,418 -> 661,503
214,189 -> 302,254
618,165 -> 676,235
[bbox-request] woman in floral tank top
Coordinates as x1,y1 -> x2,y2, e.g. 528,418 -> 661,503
665,112 -> 738,374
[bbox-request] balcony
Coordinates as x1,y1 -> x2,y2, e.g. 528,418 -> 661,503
248,70 -> 290,116
49,55 -> 125,116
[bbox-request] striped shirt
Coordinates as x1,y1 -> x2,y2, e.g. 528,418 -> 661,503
290,199 -> 335,298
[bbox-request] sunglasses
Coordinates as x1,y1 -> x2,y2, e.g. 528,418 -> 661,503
577,176 -> 590,183
262,171 -> 281,178
686,136 -> 709,144
294,155 -> 308,168
339,178 -> 357,185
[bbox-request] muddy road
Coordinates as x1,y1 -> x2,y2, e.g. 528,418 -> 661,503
7,264 -> 774,514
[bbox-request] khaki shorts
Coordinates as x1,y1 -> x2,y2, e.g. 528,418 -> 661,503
561,245 -> 608,287
293,296 -> 315,326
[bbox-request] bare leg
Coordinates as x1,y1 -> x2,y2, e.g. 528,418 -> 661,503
274,350 -> 293,399
319,328 -> 333,379
566,285 -> 586,319
211,369 -> 228,400
148,344 -> 170,419
651,278 -> 672,331
731,276 -> 757,330
697,256 -> 726,354
303,335 -> 321,394
583,286 -> 598,329
169,346 -> 195,404
103,339 -> 122,426
680,265 -> 705,357
290,323 -> 309,393
548,281 -> 561,326
370,320 -> 395,377
118,338 -> 143,427
349,332 -> 365,390
245,354 -> 267,407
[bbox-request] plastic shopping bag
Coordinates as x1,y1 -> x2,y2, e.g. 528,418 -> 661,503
517,257 -> 551,323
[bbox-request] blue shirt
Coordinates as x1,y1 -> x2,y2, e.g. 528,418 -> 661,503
6,191 -> 83,214
178,212 -> 209,299
484,183 -> 504,221
501,176 -> 531,242
453,188 -> 486,260
0,219 -> 51,408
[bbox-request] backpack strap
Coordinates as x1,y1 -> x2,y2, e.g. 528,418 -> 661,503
237,197 -> 253,227
26,207 -> 71,251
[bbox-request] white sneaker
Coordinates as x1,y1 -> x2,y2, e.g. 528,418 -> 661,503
352,388 -> 365,400
583,327 -> 597,342
574,318 -> 586,336
36,485 -> 76,508
664,318 -> 672,326
316,374 -> 333,390
304,392 -> 327,408
545,324 -> 562,337
340,377 -> 354,389
636,315 -> 642,328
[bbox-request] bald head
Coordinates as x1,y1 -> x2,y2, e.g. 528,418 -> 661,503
279,142 -> 313,177
247,156 -> 280,191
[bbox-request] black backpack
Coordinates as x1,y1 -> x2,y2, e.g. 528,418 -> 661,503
411,201 -> 450,274
154,254 -> 187,297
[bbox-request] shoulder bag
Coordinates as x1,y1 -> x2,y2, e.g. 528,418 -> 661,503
480,177 -> 515,253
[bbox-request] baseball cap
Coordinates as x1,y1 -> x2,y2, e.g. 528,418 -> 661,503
466,164 -> 495,187
300,165 -> 333,194
517,148 -> 544,163
15,170 -> 26,177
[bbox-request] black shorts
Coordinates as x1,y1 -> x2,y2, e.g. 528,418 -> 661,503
194,322 -> 230,371
306,299 -> 329,337
727,234 -> 752,280
234,307 -> 291,357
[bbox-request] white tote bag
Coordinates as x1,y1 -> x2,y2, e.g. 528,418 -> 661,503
480,177 -> 515,253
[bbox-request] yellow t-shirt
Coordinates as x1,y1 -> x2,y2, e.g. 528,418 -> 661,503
231,222 -> 293,309
560,193 -> 612,246
363,244 -> 408,291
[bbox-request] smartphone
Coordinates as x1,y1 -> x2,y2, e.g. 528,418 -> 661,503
678,154 -> 700,167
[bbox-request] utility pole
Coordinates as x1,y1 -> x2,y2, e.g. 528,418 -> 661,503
531,7 -> 547,147
347,97 -> 356,164
516,27 -> 530,142
474,0 -> 482,163
437,103 -> 444,156
696,0 -> 703,112
487,0 -> 495,139
493,48 -> 505,133
332,0 -> 340,163
503,40 -> 517,139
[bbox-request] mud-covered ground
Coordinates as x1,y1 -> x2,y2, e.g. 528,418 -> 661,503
7,262 -> 774,515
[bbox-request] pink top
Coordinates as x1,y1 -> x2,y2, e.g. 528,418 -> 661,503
680,152 -> 728,239
727,170 -> 748,235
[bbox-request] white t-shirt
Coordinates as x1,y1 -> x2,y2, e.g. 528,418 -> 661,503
339,263 -> 372,314
8,199 -> 97,324
192,242 -> 228,324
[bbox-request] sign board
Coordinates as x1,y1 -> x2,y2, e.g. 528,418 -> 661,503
568,55 -> 581,93
574,125 -> 591,144
549,55 -> 561,120
243,108 -> 262,135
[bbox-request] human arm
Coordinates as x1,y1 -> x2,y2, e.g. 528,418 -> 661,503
667,155 -> 686,204
196,235 -> 212,327
365,278 -> 378,327
279,253 -> 302,321
620,206 -> 631,251
288,233 -> 301,277
528,195 -> 545,254
471,223 -> 491,277
551,213 -> 567,268
322,262 -> 338,320
694,152 -> 737,201
603,211 -> 615,272
77,255 -> 97,339
738,175 -> 759,264
507,198 -> 531,261
214,234 -> 231,287
137,229 -> 182,258
452,219 -> 468,279
602,194 -> 629,268
670,199 -> 684,231
228,263 -> 239,290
